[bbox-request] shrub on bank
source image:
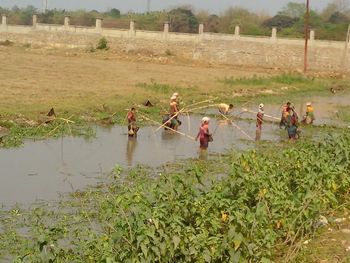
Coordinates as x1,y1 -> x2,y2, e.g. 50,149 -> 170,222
96,37 -> 109,50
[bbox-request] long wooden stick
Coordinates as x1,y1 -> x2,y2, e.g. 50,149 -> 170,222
154,98 -> 217,132
138,112 -> 196,141
241,108 -> 280,121
183,104 -> 218,113
187,112 -> 191,132
57,117 -> 75,124
219,113 -> 253,140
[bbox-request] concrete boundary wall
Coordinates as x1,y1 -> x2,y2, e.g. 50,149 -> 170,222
0,16 -> 349,72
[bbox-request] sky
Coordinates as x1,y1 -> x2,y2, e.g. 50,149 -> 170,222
0,0 -> 333,15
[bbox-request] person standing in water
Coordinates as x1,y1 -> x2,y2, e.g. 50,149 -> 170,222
127,107 -> 138,137
218,103 -> 234,115
168,95 -> 180,130
280,102 -> 292,128
256,103 -> 264,141
302,102 -> 315,125
196,117 -> 212,150
286,108 -> 299,141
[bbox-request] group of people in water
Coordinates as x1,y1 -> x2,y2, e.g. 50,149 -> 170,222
279,101 -> 315,140
126,92 -> 316,151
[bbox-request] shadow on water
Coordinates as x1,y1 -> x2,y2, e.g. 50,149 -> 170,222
0,115 -> 281,206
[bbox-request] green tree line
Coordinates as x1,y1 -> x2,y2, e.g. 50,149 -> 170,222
0,1 -> 349,41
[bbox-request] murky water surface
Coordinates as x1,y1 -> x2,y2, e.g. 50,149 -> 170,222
0,115 -> 280,206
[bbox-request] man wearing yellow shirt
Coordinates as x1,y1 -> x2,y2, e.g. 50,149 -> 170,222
218,103 -> 234,115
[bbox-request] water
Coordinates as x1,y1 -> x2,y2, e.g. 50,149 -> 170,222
0,115 -> 280,206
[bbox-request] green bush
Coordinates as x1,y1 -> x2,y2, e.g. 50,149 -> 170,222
96,37 -> 108,50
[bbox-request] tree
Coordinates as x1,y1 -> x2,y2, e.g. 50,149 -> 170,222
328,11 -> 350,23
333,0 -> 350,10
262,15 -> 298,29
278,2 -> 306,18
109,8 -> 121,18
321,0 -> 350,20
195,11 -> 220,33
168,8 -> 199,33
218,7 -> 269,35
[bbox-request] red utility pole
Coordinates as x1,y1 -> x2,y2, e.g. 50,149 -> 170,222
304,0 -> 310,74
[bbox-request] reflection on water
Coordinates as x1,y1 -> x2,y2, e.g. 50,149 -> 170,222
198,149 -> 208,161
255,128 -> 262,141
126,137 -> 137,166
0,115 -> 281,206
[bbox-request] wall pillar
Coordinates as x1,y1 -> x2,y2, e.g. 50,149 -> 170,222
129,20 -> 136,37
96,17 -> 103,32
130,20 -> 135,31
199,23 -> 204,34
234,25 -> 240,38
1,14 -> 6,26
164,22 -> 169,34
32,14 -> 37,28
309,29 -> 315,41
64,16 -> 70,28
271,27 -> 277,41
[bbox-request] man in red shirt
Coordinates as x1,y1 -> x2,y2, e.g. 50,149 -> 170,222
196,117 -> 212,150
256,103 -> 264,141
127,107 -> 138,136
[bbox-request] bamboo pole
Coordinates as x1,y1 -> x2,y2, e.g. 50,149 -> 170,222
187,112 -> 191,132
304,0 -> 310,74
138,111 -> 196,141
183,104 -> 218,113
219,113 -> 253,140
57,117 -> 75,124
241,108 -> 280,121
155,98 -> 217,132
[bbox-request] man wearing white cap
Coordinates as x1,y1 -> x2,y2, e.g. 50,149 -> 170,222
256,104 -> 264,141
171,92 -> 180,106
196,117 -> 212,150
168,95 -> 180,130
302,102 -> 315,125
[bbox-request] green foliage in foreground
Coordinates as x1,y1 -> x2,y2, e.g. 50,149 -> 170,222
1,132 -> 350,262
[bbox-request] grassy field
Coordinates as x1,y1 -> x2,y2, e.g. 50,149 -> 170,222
0,45 -> 267,118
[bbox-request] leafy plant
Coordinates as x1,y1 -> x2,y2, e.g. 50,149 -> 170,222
96,37 -> 109,50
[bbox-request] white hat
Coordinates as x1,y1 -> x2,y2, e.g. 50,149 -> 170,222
172,92 -> 179,97
259,103 -> 264,109
306,102 -> 312,106
170,96 -> 177,100
202,117 -> 210,123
